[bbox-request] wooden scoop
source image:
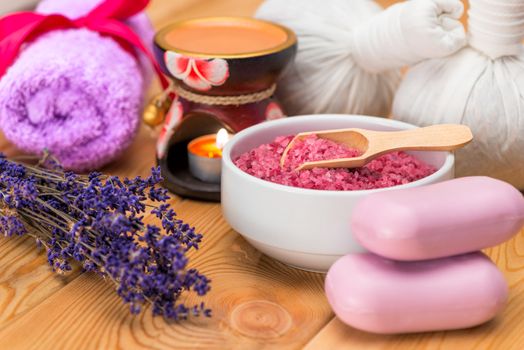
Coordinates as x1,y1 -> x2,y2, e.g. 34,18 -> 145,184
280,124 -> 473,171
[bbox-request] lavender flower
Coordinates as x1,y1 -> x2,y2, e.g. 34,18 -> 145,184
0,153 -> 211,320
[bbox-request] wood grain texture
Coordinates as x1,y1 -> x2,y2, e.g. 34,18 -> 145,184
0,236 -> 80,327
0,199 -> 332,349
0,0 -> 521,349
293,124 -> 473,170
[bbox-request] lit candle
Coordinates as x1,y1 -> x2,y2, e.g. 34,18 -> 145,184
187,129 -> 230,183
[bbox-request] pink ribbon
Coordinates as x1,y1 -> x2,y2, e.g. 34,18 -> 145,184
0,0 -> 169,88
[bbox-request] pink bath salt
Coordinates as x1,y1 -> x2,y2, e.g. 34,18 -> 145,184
234,134 -> 436,191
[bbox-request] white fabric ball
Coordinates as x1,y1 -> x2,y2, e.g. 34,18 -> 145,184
256,0 -> 465,117
393,48 -> 524,188
393,0 -> 524,188
256,0 -> 400,117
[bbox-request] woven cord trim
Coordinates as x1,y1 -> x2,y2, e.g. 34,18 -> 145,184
173,84 -> 276,106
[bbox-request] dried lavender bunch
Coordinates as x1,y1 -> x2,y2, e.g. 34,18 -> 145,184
0,153 -> 210,320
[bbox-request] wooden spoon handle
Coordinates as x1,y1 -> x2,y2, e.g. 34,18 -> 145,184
367,124 -> 473,154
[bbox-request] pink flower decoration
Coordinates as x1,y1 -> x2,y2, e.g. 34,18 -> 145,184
266,102 -> 285,120
157,99 -> 183,158
165,52 -> 229,91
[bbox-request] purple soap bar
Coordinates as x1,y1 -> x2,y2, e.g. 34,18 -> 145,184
325,253 -> 508,334
352,176 -> 524,261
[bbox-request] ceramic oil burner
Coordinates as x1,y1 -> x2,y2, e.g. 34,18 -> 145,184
150,16 -> 297,201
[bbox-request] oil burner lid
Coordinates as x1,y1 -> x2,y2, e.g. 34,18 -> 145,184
155,16 -> 296,59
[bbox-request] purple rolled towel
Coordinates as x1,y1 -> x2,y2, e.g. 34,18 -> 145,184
0,0 -> 154,171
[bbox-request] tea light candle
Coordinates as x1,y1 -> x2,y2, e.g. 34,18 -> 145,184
187,128 -> 230,183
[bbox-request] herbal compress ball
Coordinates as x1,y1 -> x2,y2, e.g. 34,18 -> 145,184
393,0 -> 524,188
256,0 -> 465,117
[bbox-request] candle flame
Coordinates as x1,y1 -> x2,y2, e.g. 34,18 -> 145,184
216,128 -> 230,150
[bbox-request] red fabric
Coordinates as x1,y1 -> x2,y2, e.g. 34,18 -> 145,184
0,0 -> 169,88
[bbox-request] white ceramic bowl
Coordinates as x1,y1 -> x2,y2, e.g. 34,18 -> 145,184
221,115 -> 454,272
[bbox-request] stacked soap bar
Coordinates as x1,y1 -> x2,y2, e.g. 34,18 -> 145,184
326,177 -> 524,334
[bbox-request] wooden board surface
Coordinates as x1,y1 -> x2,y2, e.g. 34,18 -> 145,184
1,0 -> 523,349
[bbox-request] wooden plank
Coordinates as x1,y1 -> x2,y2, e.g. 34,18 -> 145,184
148,0 -> 265,29
0,131 -> 19,158
0,236 -> 80,327
304,230 -> 524,350
0,199 -> 333,349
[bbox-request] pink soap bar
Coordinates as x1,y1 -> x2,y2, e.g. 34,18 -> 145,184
352,176 -> 524,261
325,253 -> 508,334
